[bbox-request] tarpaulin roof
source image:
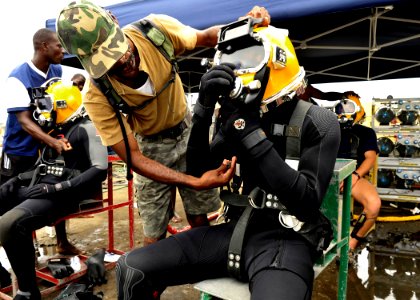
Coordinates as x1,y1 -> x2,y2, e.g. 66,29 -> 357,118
46,0 -> 420,92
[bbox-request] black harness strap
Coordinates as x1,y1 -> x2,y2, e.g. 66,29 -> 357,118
93,77 -> 133,181
227,206 -> 253,280
225,100 -> 312,280
19,120 -> 84,187
286,100 -> 312,159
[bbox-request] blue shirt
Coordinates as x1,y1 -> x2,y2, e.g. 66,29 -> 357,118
2,61 -> 62,156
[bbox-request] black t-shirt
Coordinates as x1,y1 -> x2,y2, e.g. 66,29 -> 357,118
337,124 -> 379,167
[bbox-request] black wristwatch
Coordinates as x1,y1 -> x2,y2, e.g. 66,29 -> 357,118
352,171 -> 361,179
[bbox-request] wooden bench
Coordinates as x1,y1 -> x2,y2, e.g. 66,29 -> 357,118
194,159 -> 356,300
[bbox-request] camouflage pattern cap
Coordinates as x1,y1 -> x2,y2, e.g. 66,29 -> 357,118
56,0 -> 128,79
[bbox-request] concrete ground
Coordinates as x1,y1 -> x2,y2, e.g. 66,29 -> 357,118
1,163 -> 418,299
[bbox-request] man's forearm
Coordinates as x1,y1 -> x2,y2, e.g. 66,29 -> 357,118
132,153 -> 199,187
111,138 -> 200,188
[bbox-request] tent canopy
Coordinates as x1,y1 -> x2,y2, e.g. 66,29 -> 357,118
46,0 -> 420,92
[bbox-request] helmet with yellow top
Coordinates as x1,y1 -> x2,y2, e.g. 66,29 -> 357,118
213,18 -> 305,112
33,78 -> 85,130
333,94 -> 365,128
45,80 -> 84,126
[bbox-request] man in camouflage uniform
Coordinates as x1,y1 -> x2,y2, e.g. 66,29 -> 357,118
56,1 -> 268,245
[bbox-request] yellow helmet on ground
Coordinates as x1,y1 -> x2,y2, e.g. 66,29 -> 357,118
213,18 -> 305,113
45,80 -> 84,126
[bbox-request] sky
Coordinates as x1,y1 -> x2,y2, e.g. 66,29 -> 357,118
0,0 -> 120,124
2,0 -> 420,125
1,0 -> 119,82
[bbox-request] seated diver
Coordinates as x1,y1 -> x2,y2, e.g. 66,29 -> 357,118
298,82 -> 381,255
115,19 -> 340,299
332,97 -> 381,251
0,80 -> 108,300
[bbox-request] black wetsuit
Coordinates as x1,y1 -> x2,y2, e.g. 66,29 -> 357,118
0,117 -> 108,295
116,99 -> 340,300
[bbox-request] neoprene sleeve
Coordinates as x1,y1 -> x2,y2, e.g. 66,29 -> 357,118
188,100 -> 340,222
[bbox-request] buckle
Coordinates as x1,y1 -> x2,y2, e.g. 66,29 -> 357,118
38,164 -> 47,176
248,187 -> 266,209
278,211 -> 305,231
46,165 -> 64,176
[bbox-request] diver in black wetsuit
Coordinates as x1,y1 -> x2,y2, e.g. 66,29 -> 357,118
0,81 -> 108,300
115,21 -> 340,300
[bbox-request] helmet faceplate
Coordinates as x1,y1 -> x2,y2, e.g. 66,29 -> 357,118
214,22 -> 305,112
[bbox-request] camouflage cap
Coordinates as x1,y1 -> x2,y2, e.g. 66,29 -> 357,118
56,0 -> 128,79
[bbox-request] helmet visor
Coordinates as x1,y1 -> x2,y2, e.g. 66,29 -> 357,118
35,96 -> 54,113
334,100 -> 359,115
218,44 -> 266,71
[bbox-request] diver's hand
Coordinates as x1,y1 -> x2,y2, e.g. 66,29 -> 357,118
197,63 -> 235,109
0,177 -> 21,199
194,158 -> 237,190
17,181 -> 71,199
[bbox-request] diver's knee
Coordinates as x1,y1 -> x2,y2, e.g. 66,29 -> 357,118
364,200 -> 381,219
116,253 -> 157,300
0,209 -> 26,244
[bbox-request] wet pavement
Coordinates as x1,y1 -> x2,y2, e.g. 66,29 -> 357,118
1,166 -> 418,300
312,220 -> 420,300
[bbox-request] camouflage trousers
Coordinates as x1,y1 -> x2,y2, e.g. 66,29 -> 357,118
134,123 -> 221,239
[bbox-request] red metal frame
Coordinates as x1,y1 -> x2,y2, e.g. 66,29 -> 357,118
0,155 -> 221,298
0,155 -> 134,299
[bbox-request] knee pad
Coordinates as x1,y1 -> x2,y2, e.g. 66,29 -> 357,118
351,212 -> 367,239
0,208 -> 27,245
116,254 -> 158,300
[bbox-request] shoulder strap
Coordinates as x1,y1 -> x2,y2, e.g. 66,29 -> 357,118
131,19 -> 178,68
93,76 -> 132,115
286,100 -> 312,159
91,77 -> 133,181
131,19 -> 178,100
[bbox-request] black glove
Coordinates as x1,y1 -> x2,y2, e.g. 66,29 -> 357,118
194,63 -> 235,120
0,177 -> 21,199
86,248 -> 107,286
48,258 -> 74,279
220,101 -> 263,147
17,181 -> 71,200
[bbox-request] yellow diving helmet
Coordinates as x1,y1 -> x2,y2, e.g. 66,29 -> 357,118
45,79 -> 84,126
213,17 -> 305,113
333,94 -> 365,128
